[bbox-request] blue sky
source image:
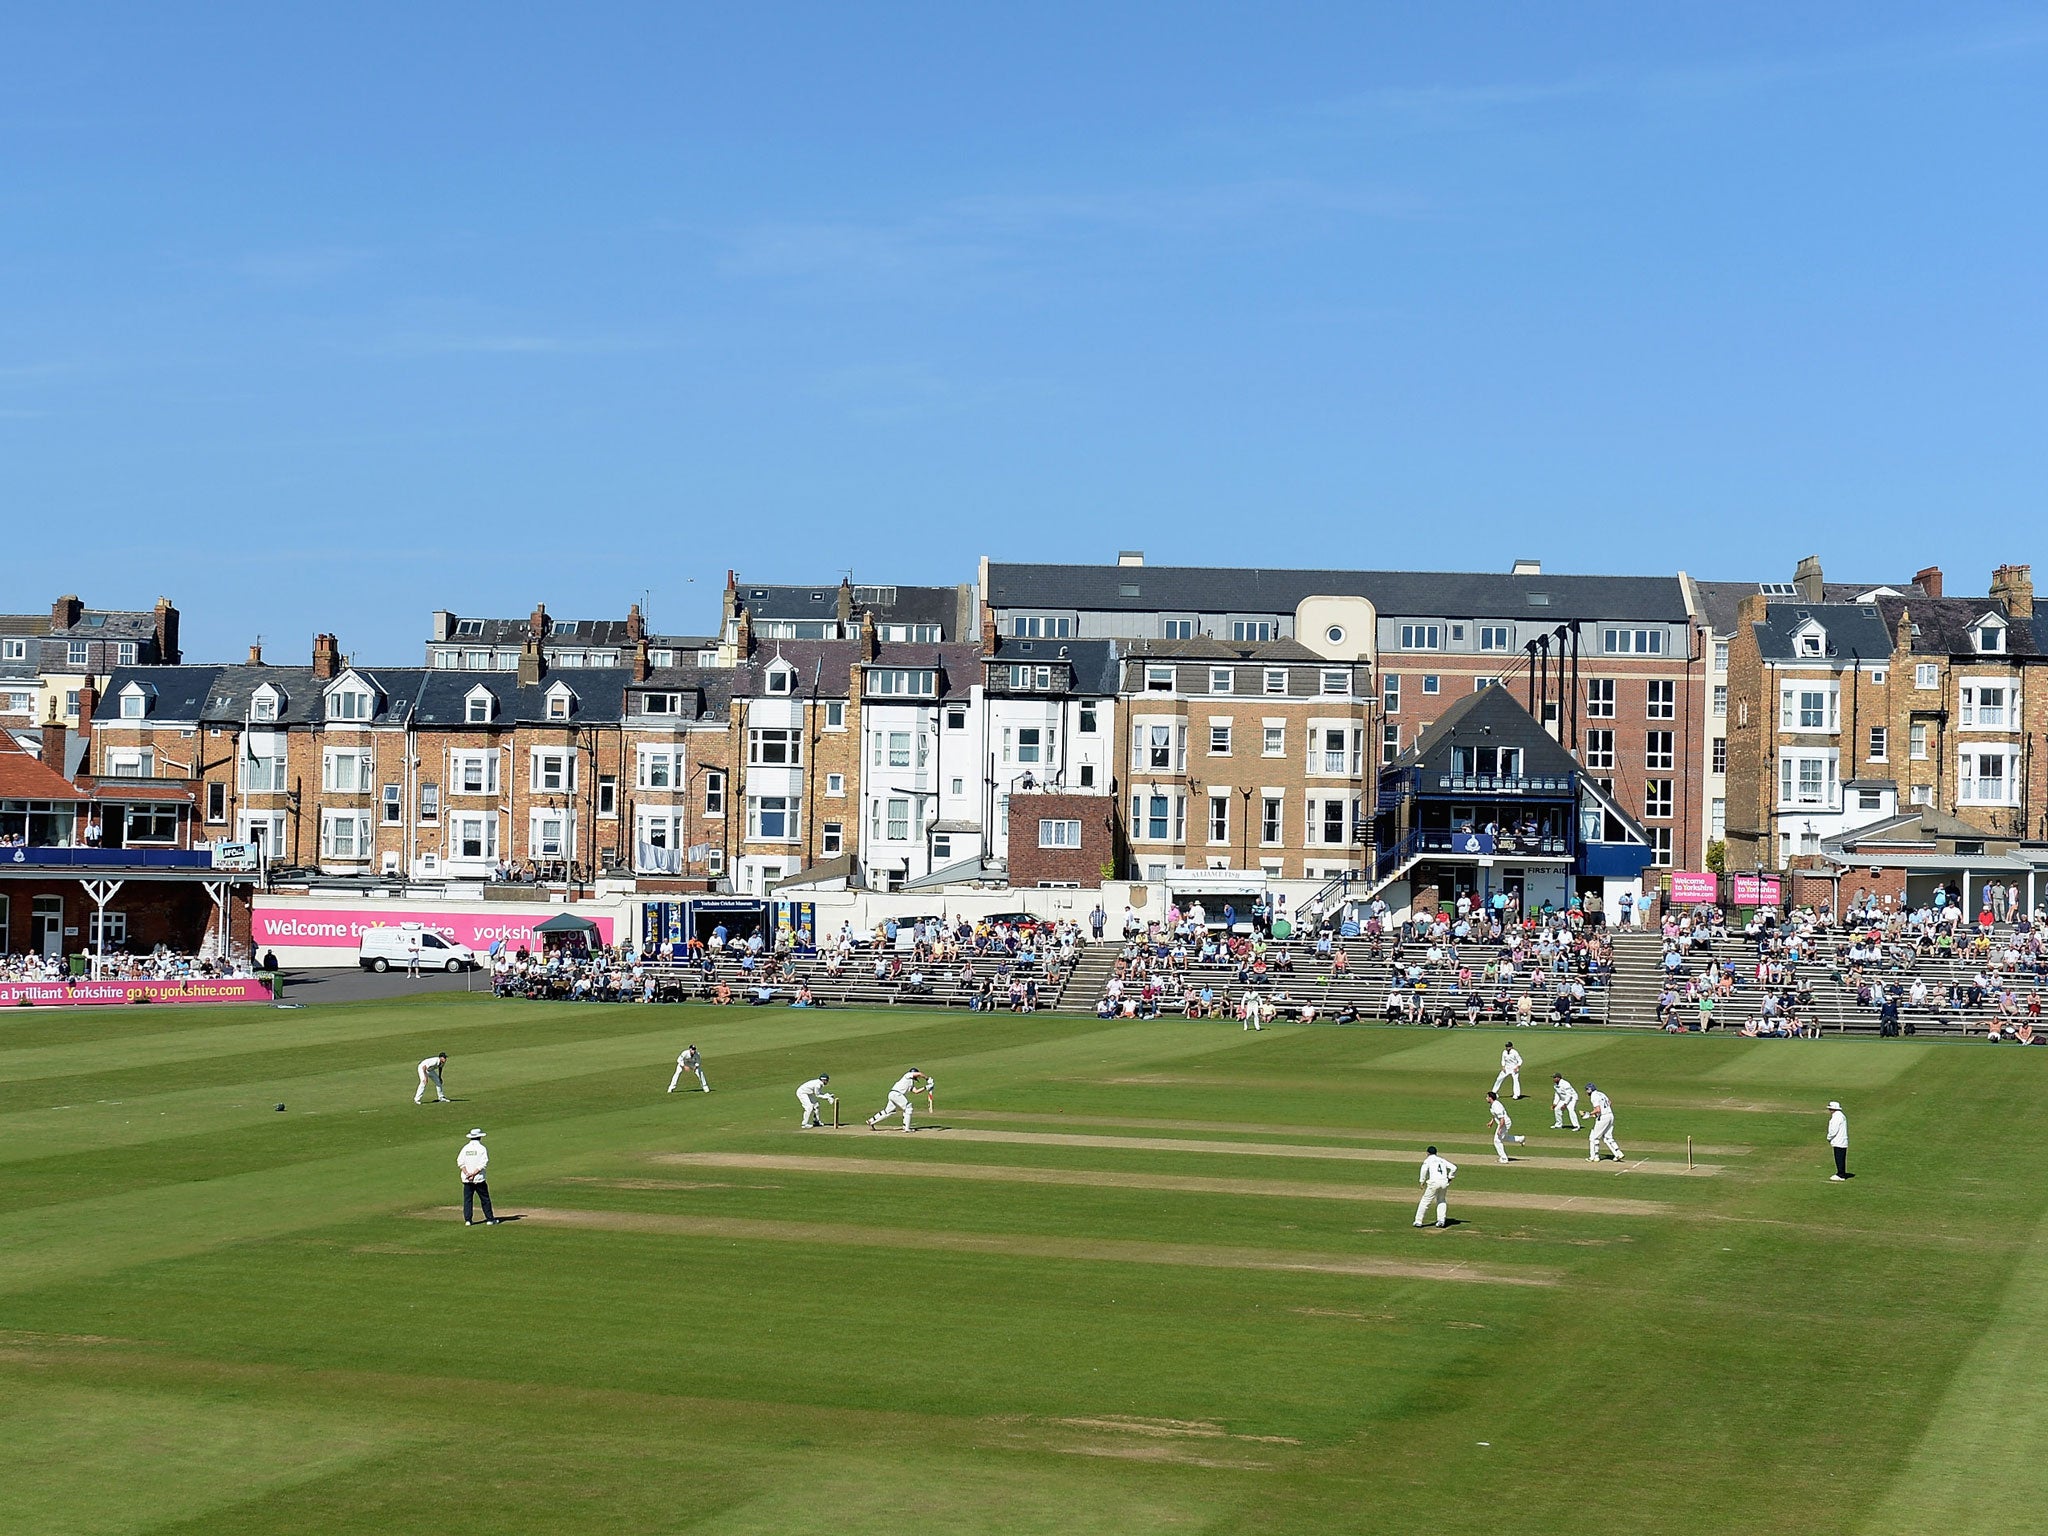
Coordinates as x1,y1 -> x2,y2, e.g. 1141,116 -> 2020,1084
4,4 -> 2045,660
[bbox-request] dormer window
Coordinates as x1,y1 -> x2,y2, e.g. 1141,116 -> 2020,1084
465,685 -> 495,724
117,682 -> 152,719
327,689 -> 372,721
249,685 -> 282,723
1796,625 -> 1826,657
544,682 -> 577,720
1976,617 -> 2006,654
765,664 -> 794,695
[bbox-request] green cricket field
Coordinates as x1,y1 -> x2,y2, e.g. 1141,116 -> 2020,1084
3,994 -> 2043,1534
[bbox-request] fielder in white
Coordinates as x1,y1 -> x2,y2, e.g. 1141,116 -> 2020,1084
867,1069 -> 933,1131
1494,1043 -> 1524,1098
1551,1072 -> 1581,1130
797,1074 -> 836,1128
668,1045 -> 710,1093
415,1052 -> 449,1104
1585,1082 -> 1623,1161
1414,1146 -> 1458,1228
1486,1090 -> 1524,1163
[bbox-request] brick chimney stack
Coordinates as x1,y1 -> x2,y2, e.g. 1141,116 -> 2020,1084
248,641 -> 264,666
312,633 -> 341,681
1914,565 -> 1944,598
979,601 -> 998,655
517,637 -> 546,687
52,594 -> 82,630
632,637 -> 651,683
154,597 -> 181,663
1792,555 -> 1824,604
837,577 -> 855,629
626,603 -> 646,642
40,696 -> 68,776
75,681 -> 97,738
529,603 -> 549,640
859,609 -> 878,663
1991,564 -> 2034,620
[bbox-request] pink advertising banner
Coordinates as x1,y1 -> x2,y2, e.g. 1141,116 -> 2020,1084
1731,874 -> 1782,905
0,978 -> 272,1008
252,905 -> 615,952
1669,872 -> 1719,904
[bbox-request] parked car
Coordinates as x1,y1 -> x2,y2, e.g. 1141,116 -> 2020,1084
358,924 -> 478,973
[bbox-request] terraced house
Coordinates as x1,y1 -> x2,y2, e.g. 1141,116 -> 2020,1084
93,629 -> 729,882
1723,563 -> 2043,885
0,593 -> 181,730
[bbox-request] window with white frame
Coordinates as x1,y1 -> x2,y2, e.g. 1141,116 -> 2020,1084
529,810 -> 572,859
1644,779 -> 1673,819
1915,663 -> 1939,689
1383,674 -> 1401,713
322,748 -> 373,793
640,692 -> 681,715
1162,619 -> 1194,640
205,781 -> 227,823
1231,620 -> 1273,642
1959,682 -> 2012,728
1207,795 -> 1229,844
1777,751 -> 1839,809
1646,680 -> 1676,719
529,750 -> 574,793
1712,684 -> 1727,718
1264,668 -> 1288,696
1649,828 -> 1672,866
1583,730 -> 1616,770
635,808 -> 678,857
452,751 -> 498,795
1959,750 -> 2019,804
1039,818 -> 1082,849
597,776 -> 616,818
68,640 -> 88,667
1014,726 -> 1048,764
1005,663 -> 1048,691
1209,723 -> 1232,755
1868,726 -> 1888,761
466,691 -> 493,724
1421,675 -> 1439,695
1263,723 -> 1285,757
1478,625 -> 1511,651
1141,723 -> 1181,771
704,769 -> 725,815
326,685 -> 373,721
882,798 -> 911,841
1306,795 -> 1349,846
118,690 -> 146,719
1645,731 -> 1674,770
1311,726 -> 1357,776
419,783 -> 440,822
242,748 -> 286,792
88,910 -> 128,947
826,701 -> 846,729
746,795 -> 799,840
1012,615 -> 1072,638
821,821 -> 843,855
1977,622 -> 2006,654
1209,667 -> 1232,694
1711,736 -> 1727,774
764,666 -> 793,695
636,747 -> 677,789
867,668 -> 937,697
320,809 -> 372,858
749,728 -> 801,766
826,772 -> 845,796
1713,640 -> 1730,672
1381,722 -> 1400,763
1604,628 -> 1666,655
1586,678 -> 1615,718
381,784 -> 403,824
1909,722 -> 1928,759
1399,624 -> 1441,650
1710,797 -> 1726,838
1321,668 -> 1347,695
1911,784 -> 1933,806
1078,701 -> 1098,733
0,638 -> 23,661
649,649 -> 675,668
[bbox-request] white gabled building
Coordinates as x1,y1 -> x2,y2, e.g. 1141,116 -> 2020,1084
856,645 -> 986,890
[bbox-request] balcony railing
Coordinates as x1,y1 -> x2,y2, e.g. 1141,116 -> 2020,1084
0,847 -> 216,870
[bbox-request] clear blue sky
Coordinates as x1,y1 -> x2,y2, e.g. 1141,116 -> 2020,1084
5,5 -> 2044,661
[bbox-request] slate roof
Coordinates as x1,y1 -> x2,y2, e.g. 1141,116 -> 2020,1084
0,613 -> 50,637
1119,635 -> 1327,663
49,609 -> 159,640
1872,596 -> 2036,658
1691,578 -> 1927,636
985,562 -> 1689,623
1749,603 -> 1898,663
737,582 -> 964,628
100,663 -> 708,728
988,637 -> 1122,695
1385,684 -> 1584,780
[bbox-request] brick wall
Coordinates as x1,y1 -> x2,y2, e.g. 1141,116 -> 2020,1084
1007,791 -> 1119,886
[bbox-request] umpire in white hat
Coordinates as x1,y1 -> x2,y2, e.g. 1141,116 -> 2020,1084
1826,1101 -> 1851,1181
458,1128 -> 502,1224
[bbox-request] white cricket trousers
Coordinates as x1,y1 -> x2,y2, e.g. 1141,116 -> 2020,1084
1415,1182 -> 1451,1226
1589,1114 -> 1621,1159
1553,1095 -> 1580,1129
870,1090 -> 913,1130
1493,1068 -> 1521,1096
415,1068 -> 446,1104
1493,1120 -> 1514,1161
798,1089 -> 826,1126
669,1065 -> 709,1092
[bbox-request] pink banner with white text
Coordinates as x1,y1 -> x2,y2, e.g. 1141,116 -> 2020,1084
0,978 -> 272,1007
252,905 -> 615,952
1668,872 -> 1719,904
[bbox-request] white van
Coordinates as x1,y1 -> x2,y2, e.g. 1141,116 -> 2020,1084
358,924 -> 479,973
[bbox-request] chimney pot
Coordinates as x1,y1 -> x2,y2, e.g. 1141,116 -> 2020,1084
1914,565 -> 1944,599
